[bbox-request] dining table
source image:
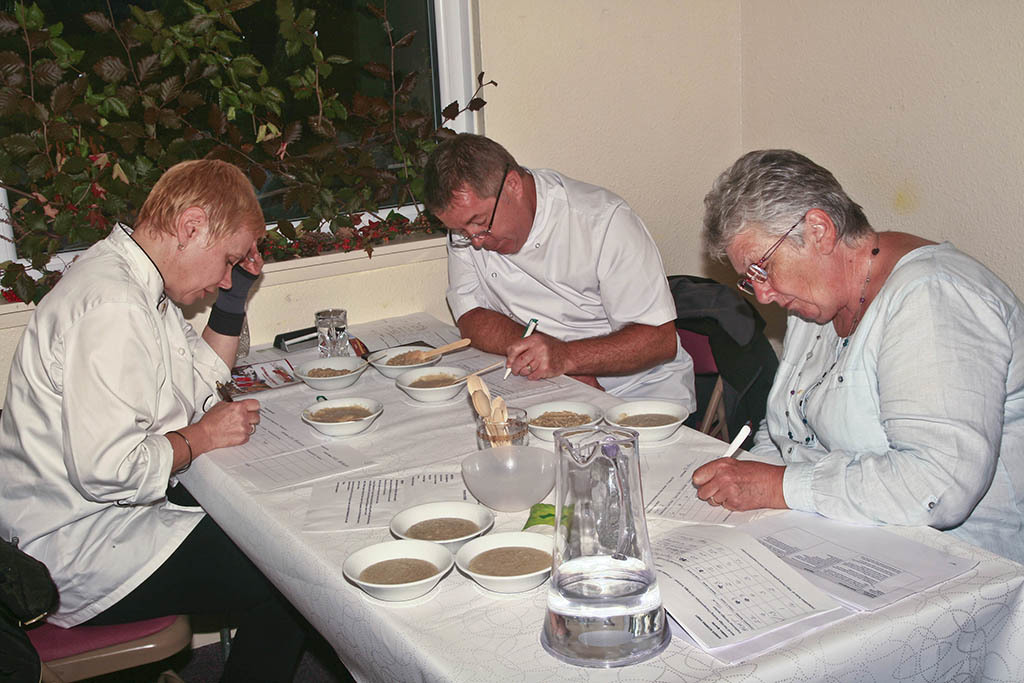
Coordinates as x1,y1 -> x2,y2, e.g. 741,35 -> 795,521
181,313 -> 1024,682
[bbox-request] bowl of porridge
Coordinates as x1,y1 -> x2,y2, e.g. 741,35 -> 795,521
525,400 -> 603,441
390,501 -> 494,553
367,345 -> 440,379
343,539 -> 454,601
301,397 -> 383,436
455,531 -> 553,593
394,366 -> 466,403
295,356 -> 370,390
605,399 -> 688,443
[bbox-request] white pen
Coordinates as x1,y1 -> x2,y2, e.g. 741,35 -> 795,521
722,424 -> 752,459
504,318 -> 539,380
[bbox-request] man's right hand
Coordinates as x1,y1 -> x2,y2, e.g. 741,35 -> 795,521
505,333 -> 571,379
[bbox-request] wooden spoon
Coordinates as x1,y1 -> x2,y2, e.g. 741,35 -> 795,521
470,389 -> 492,419
454,360 -> 505,384
413,338 -> 471,362
490,396 -> 510,445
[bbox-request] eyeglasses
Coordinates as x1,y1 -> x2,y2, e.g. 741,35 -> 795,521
448,164 -> 510,248
736,216 -> 805,295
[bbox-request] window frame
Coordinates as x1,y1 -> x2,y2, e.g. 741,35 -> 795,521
0,0 -> 479,273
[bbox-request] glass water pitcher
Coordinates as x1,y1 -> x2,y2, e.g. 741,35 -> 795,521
541,425 -> 670,668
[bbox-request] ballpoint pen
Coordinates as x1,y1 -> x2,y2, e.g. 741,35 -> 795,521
504,318 -> 539,380
216,381 -> 234,403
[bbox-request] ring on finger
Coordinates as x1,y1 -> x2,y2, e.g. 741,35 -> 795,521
525,364 -> 533,373
249,424 -> 256,435
709,496 -> 717,505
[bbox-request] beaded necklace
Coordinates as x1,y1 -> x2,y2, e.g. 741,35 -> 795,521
786,235 -> 881,447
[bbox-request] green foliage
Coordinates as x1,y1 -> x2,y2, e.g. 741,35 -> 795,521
0,0 -> 496,303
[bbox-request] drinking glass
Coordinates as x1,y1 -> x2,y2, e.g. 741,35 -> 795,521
315,308 -> 351,357
475,407 -> 529,449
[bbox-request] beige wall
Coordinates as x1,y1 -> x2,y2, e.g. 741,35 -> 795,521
478,0 -> 1024,338
741,0 -> 1024,336
476,0 -> 743,280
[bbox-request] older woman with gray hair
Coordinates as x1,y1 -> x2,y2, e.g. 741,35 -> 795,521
692,149 -> 1024,564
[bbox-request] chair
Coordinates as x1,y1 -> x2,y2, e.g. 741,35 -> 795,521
669,275 -> 779,447
676,328 -> 729,441
28,615 -> 191,682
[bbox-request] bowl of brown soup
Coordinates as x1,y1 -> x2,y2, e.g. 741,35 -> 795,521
604,399 -> 688,443
394,366 -> 467,403
295,356 -> 370,390
367,345 -> 441,379
343,539 -> 454,601
390,501 -> 494,552
525,400 -> 603,441
301,397 -> 383,436
455,531 -> 553,593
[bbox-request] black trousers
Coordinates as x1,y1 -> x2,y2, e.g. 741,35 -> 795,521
86,511 -> 306,683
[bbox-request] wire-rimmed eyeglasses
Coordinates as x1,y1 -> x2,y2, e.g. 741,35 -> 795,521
736,216 -> 805,295
448,164 -> 510,248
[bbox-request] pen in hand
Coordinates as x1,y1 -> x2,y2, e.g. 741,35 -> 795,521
216,381 -> 234,403
504,318 -> 539,380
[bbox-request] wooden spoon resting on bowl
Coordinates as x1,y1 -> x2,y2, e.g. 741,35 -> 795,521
402,338 -> 471,364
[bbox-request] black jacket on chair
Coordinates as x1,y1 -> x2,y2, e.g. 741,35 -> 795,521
669,275 -> 779,443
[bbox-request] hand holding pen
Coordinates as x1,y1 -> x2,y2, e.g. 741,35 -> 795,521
504,318 -> 538,379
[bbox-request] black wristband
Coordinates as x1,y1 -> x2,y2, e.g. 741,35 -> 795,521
215,265 -> 259,315
208,304 -> 246,336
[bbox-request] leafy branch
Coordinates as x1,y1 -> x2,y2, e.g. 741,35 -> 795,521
0,0 -> 494,304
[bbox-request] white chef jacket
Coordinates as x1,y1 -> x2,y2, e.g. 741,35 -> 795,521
0,226 -> 226,626
749,243 -> 1024,564
447,169 -> 695,407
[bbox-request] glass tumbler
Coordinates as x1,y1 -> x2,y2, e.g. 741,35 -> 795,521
475,407 -> 529,449
315,308 -> 351,357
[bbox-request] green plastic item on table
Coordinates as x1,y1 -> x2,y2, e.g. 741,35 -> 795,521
523,503 -> 573,530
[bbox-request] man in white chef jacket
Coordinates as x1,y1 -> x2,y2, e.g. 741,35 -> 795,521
424,133 -> 694,407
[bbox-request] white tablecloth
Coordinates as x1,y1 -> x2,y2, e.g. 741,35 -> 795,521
181,316 -> 1024,682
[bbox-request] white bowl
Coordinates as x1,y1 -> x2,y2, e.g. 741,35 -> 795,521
394,366 -> 467,403
301,397 -> 383,436
390,501 -> 494,553
295,356 -> 369,390
461,446 -> 555,512
368,345 -> 441,378
343,539 -> 454,602
525,401 -> 603,441
604,399 -> 687,443
455,531 -> 553,593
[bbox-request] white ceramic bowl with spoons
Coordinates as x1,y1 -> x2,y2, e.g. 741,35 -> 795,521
343,539 -> 454,601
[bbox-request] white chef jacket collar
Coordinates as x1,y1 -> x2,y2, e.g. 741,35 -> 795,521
111,224 -> 169,311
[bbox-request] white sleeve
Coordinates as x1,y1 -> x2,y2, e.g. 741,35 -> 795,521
60,302 -> 175,505
445,244 -> 490,322
783,277 -> 1010,528
595,204 -> 676,329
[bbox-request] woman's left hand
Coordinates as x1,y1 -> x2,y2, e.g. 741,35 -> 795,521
691,459 -> 788,511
